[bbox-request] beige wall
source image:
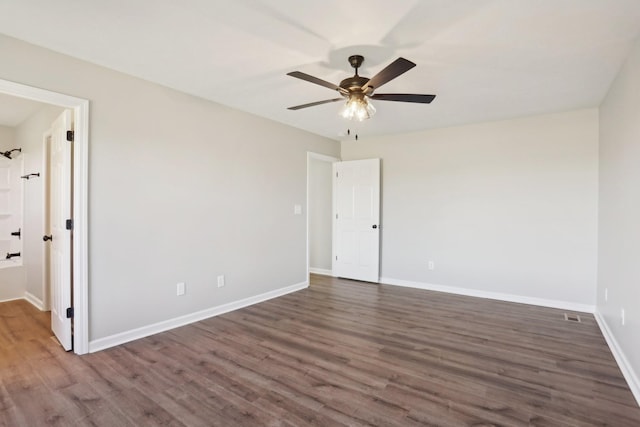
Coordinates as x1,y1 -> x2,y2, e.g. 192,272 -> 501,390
0,125 -> 14,150
342,109 -> 599,306
0,34 -> 339,341
598,35 -> 640,393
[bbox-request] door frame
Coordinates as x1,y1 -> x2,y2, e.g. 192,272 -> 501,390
306,152 -> 340,279
0,78 -> 89,355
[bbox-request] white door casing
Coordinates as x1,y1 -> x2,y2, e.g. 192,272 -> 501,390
334,158 -> 380,282
49,110 -> 73,351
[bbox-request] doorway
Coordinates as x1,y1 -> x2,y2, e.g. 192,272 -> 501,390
0,79 -> 89,354
306,152 -> 339,278
333,158 -> 381,283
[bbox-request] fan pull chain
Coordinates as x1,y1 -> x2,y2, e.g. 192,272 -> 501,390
345,129 -> 359,140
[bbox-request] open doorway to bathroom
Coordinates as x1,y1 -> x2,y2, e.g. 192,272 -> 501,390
0,80 -> 89,354
0,95 -> 64,306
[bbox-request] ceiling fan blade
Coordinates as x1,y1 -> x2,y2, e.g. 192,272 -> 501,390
287,71 -> 348,94
362,58 -> 416,91
287,98 -> 344,110
370,93 -> 436,103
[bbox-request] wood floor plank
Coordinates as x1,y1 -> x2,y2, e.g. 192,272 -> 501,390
1,275 -> 639,426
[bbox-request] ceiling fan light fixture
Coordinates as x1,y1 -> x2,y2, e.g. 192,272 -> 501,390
340,96 -> 376,121
287,55 -> 434,117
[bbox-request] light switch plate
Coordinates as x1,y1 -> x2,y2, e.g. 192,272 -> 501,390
177,282 -> 185,296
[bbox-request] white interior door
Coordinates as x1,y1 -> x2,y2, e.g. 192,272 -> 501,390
49,110 -> 73,351
334,158 -> 380,282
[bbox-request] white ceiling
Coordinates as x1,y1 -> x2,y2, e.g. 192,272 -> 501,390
1,0 -> 640,140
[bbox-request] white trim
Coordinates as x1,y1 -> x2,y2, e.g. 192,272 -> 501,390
309,267 -> 334,276
0,78 -> 90,355
0,80 -> 85,106
24,292 -> 44,311
308,152 -> 340,163
89,280 -> 309,353
594,310 -> 640,406
0,296 -> 23,304
73,99 -> 90,355
306,152 -> 339,279
379,277 -> 596,313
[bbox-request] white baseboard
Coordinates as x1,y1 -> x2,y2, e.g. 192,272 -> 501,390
89,280 -> 309,353
0,296 -> 23,304
309,267 -> 333,276
24,292 -> 45,311
379,277 -> 595,313
594,311 -> 640,406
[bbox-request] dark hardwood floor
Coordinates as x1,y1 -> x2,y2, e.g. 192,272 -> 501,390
1,275 -> 639,426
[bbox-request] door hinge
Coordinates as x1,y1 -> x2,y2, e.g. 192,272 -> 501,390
65,219 -> 73,230
335,256 -> 338,261
336,171 -> 338,178
66,130 -> 74,142
66,307 -> 74,318
336,213 -> 338,219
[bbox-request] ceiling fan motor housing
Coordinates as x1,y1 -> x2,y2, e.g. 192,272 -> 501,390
339,76 -> 372,95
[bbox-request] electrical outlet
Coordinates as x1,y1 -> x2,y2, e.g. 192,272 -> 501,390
217,275 -> 225,288
177,282 -> 185,296
428,261 -> 435,271
621,308 -> 626,326
605,288 -> 608,303
294,204 -> 302,215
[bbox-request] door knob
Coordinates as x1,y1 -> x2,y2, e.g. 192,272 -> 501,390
372,225 -> 378,229
43,235 -> 52,242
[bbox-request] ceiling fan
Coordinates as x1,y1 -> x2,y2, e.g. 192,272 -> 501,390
287,55 -> 436,121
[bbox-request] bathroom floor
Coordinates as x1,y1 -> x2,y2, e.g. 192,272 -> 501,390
0,299 -> 51,347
